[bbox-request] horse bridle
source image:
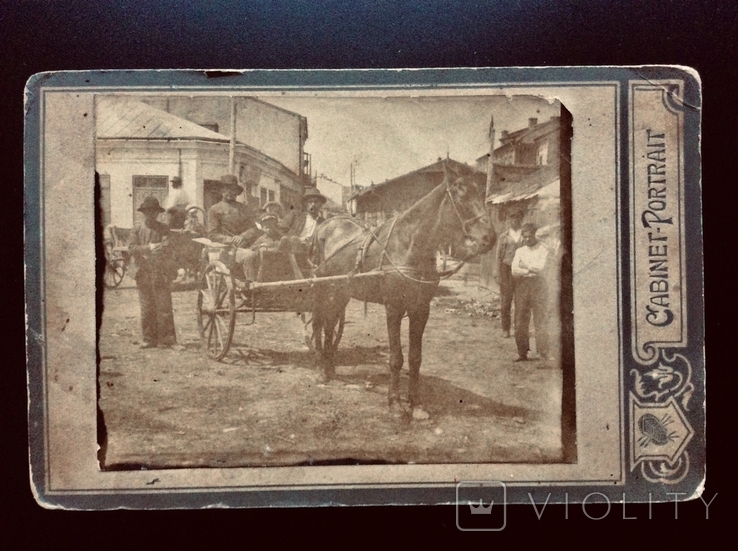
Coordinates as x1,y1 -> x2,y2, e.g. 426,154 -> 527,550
443,178 -> 490,241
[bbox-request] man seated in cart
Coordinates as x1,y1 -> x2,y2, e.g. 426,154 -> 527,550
207,174 -> 263,284
261,201 -> 285,226
236,212 -> 312,285
278,186 -> 327,255
250,213 -> 282,252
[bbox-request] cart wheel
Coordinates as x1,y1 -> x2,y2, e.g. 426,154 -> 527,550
197,263 -> 236,361
103,258 -> 126,289
302,309 -> 345,352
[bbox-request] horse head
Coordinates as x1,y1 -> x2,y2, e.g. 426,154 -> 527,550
443,174 -> 497,260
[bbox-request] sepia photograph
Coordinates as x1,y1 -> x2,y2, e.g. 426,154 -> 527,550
96,93 -> 571,468
25,67 -> 703,508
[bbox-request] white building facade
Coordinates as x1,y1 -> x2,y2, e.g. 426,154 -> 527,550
95,96 -> 304,227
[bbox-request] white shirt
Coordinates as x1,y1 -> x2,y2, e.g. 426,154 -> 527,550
511,243 -> 549,278
299,214 -> 318,242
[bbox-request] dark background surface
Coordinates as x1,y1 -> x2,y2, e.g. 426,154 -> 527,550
2,0 -> 733,544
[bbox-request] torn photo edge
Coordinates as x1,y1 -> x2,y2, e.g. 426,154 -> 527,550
24,66 -> 703,509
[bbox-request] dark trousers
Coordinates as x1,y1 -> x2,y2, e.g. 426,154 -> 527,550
136,269 -> 176,346
514,277 -> 549,358
499,263 -> 516,332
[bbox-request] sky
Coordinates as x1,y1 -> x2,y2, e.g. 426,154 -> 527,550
263,94 -> 560,203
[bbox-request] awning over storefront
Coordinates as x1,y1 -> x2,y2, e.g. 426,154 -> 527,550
486,178 -> 560,205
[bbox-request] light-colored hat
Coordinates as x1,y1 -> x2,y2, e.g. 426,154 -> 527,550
301,187 -> 327,205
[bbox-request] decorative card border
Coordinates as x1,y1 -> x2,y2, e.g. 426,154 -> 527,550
24,67 -> 703,508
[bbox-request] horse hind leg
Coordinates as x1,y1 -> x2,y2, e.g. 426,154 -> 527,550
407,304 -> 430,418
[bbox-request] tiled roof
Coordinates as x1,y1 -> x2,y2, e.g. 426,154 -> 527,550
96,96 -> 230,141
499,117 -> 559,145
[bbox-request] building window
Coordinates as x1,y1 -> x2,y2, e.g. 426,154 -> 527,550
260,187 -> 268,207
268,189 -> 275,203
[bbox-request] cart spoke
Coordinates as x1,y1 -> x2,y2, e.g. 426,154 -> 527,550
213,315 -> 225,352
215,283 -> 228,309
202,312 -> 215,334
206,316 -> 216,349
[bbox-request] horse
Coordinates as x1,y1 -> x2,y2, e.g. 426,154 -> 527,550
310,164 -> 497,418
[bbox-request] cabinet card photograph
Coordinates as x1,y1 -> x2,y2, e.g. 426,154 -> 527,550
25,67 -> 703,510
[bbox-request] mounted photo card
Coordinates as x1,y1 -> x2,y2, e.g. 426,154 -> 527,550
24,67 -> 703,511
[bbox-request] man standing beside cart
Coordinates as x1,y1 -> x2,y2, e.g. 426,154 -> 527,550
207,174 -> 263,284
128,196 -> 184,350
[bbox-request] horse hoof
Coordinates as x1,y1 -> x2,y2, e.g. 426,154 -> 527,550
411,408 -> 430,421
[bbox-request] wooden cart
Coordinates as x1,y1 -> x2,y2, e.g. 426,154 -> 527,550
194,239 -> 380,361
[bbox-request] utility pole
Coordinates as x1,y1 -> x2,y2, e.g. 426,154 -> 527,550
486,115 -> 496,198
228,97 -> 236,175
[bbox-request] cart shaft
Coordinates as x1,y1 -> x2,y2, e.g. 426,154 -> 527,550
249,271 -> 381,291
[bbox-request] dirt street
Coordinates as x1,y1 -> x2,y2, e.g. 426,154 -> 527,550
99,272 -> 563,468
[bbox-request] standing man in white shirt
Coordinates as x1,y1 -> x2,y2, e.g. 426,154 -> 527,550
511,223 -> 551,361
163,176 -> 191,230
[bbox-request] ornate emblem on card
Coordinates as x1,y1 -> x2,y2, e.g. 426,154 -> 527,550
630,350 -> 695,482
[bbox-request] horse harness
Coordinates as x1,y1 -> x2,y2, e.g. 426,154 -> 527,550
316,177 -> 486,285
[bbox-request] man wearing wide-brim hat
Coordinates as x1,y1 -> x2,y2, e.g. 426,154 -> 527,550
127,196 -> 182,349
279,186 -> 327,254
207,174 -> 263,282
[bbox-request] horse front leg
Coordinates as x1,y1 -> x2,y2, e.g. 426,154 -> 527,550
385,303 -> 406,414
408,302 -> 430,415
322,313 -> 337,380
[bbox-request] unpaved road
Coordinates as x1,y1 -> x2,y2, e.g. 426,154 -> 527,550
99,275 -> 563,468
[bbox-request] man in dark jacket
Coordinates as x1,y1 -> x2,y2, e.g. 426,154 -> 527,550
207,174 -> 263,282
128,196 -> 182,349
496,207 -> 525,338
